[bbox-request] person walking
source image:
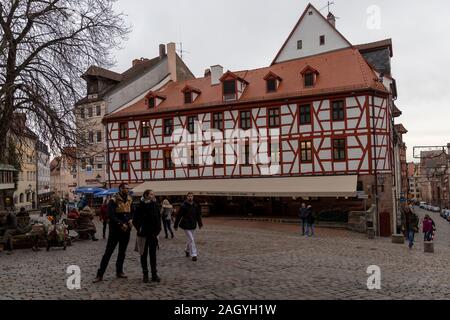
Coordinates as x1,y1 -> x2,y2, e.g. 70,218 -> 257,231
403,205 -> 419,249
298,203 -> 308,236
161,199 -> 174,239
422,214 -> 433,242
93,183 -> 134,283
305,205 -> 315,237
174,192 -> 203,261
99,199 -> 109,239
133,190 -> 162,283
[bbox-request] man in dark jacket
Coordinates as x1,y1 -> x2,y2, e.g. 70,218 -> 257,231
133,190 -> 162,283
402,205 -> 419,249
174,192 -> 203,261
298,203 -> 308,235
93,183 -> 133,283
305,205 -> 315,237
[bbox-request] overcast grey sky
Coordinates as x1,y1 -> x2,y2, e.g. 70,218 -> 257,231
111,0 -> 450,162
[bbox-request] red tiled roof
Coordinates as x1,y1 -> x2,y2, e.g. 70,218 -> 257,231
105,48 -> 387,121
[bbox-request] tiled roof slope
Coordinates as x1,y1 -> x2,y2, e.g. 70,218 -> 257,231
106,48 -> 387,120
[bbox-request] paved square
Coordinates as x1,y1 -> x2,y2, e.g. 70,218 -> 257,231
1,207 -> 449,300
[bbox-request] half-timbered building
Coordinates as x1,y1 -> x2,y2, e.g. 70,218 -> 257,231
103,4 -> 404,236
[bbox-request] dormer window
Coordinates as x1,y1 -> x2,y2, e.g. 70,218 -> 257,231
264,71 -> 282,93
300,65 -> 319,88
220,71 -> 249,102
223,80 -> 236,101
145,91 -> 166,109
148,97 -> 155,108
304,73 -> 314,87
184,92 -> 192,104
267,79 -> 276,92
182,85 -> 201,104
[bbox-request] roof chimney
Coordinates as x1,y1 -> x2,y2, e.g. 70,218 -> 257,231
210,65 -> 223,86
159,44 -> 166,60
204,68 -> 211,77
167,42 -> 177,82
327,12 -> 336,28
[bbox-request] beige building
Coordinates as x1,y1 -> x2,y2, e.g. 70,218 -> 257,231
10,114 -> 38,210
50,147 -> 77,201
74,42 -> 194,188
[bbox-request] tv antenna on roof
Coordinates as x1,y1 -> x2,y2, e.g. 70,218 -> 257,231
320,1 -> 340,20
176,42 -> 190,60
320,1 -> 335,14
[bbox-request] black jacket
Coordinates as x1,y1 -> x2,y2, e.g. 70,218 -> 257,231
299,208 -> 308,220
306,208 -> 315,224
174,201 -> 203,230
133,199 -> 162,237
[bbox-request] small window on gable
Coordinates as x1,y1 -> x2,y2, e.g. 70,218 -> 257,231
320,35 -> 325,46
297,40 -> 303,50
308,11 -> 313,15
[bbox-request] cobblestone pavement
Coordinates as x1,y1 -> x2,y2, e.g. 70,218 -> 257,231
1,215 -> 450,300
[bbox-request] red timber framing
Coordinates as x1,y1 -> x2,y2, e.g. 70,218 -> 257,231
105,90 -> 391,185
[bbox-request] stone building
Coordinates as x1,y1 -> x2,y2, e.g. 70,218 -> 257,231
74,43 -> 194,189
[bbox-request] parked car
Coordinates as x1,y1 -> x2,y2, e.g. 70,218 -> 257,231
420,202 -> 427,209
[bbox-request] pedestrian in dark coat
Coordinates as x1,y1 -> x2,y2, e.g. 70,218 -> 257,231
298,203 -> 308,235
133,190 -> 162,283
93,183 -> 133,283
174,192 -> 203,261
305,205 -> 315,237
423,215 -> 433,242
402,205 -> 419,249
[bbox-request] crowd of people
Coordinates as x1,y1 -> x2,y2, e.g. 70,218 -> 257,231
92,184 -> 203,284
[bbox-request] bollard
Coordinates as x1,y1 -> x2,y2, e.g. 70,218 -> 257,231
424,241 -> 434,253
367,228 -> 375,239
391,234 -> 405,244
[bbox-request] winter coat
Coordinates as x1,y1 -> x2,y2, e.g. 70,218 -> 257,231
174,201 -> 203,230
423,219 -> 433,233
306,208 -> 315,225
405,212 -> 419,232
161,207 -> 173,221
299,208 -> 309,220
108,192 -> 133,232
99,203 -> 109,222
133,199 -> 161,238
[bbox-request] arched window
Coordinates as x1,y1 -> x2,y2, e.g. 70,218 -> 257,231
20,193 -> 24,203
26,193 -> 31,202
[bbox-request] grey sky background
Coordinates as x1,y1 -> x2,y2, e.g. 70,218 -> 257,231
111,0 -> 450,162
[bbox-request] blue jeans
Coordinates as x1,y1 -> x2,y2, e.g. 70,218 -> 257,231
408,230 -> 415,248
306,223 -> 314,236
300,219 -> 307,235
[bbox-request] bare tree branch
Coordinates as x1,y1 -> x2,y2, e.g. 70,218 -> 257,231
0,0 -> 130,162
